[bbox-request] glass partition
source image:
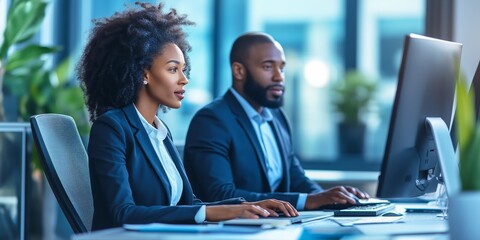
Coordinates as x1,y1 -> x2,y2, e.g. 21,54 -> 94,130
0,123 -> 30,240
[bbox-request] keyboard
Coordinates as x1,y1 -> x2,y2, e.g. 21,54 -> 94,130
319,197 -> 391,210
272,212 -> 333,224
223,212 -> 332,227
333,203 -> 395,217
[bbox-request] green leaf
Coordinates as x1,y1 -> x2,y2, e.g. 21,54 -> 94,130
7,0 -> 25,14
3,71 -> 29,95
55,57 -> 73,85
0,0 -> 48,58
456,76 -> 475,159
6,45 -> 61,71
52,87 -> 83,112
14,1 -> 48,44
455,64 -> 480,191
5,59 -> 44,77
459,127 -> 480,190
52,87 -> 89,135
18,94 -> 28,119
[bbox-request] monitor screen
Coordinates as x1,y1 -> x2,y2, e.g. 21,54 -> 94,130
376,34 -> 462,198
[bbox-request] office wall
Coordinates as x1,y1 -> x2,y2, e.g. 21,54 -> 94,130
454,0 -> 480,83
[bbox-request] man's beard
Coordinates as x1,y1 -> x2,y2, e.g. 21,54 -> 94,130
243,68 -> 284,108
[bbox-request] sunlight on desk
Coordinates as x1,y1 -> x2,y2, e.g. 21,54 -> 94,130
73,207 -> 450,240
73,225 -> 303,240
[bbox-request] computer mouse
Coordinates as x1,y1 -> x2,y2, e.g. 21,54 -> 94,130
349,194 -> 361,204
382,211 -> 403,217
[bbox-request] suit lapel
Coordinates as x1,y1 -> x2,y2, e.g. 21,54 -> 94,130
268,119 -> 290,191
122,104 -> 172,203
162,133 -> 194,204
224,91 -> 271,191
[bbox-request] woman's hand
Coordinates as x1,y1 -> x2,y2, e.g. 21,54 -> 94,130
205,204 -> 270,222
205,199 -> 298,221
244,199 -> 299,217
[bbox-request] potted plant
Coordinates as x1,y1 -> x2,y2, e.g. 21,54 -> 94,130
0,0 -> 58,238
331,70 -> 376,156
448,74 -> 480,239
0,0 -> 89,238
0,0 -> 60,121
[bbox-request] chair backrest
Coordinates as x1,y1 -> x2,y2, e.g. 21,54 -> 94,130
30,114 -> 93,233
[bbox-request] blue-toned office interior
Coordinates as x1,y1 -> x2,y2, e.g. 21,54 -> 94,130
1,0 -> 479,239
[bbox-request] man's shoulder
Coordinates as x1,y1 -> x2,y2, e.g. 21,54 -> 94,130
202,96 -> 227,109
196,95 -> 231,115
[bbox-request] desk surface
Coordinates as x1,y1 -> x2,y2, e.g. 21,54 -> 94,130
73,204 -> 449,240
73,225 -> 304,240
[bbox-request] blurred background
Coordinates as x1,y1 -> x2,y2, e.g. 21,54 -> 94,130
1,0 -> 480,239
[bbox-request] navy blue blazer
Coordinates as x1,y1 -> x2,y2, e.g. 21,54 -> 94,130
88,104 -> 244,230
184,90 -> 322,207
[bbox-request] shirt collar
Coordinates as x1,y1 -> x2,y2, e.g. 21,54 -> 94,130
134,105 -> 168,140
229,88 -> 273,124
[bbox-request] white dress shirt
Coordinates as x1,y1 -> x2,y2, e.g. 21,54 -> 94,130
135,107 -> 206,222
230,89 -> 283,190
136,108 -> 183,206
230,89 -> 308,210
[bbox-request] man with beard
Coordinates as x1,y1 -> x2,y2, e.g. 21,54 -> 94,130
184,32 -> 369,210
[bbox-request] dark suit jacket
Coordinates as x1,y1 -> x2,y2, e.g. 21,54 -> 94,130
184,90 -> 322,207
88,104 -> 244,230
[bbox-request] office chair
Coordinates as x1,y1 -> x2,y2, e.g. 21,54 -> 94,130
30,114 -> 93,233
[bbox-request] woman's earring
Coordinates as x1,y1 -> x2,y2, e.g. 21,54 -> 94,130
143,80 -> 148,85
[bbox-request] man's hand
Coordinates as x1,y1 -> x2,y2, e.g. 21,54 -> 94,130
305,186 -> 370,210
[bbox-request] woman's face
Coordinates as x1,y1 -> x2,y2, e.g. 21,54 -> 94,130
143,43 -> 188,109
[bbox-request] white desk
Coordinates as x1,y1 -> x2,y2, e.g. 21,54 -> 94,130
73,206 -> 449,240
72,225 -> 304,240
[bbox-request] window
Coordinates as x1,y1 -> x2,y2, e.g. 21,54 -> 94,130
57,0 -> 215,144
157,0 -> 215,143
209,0 -> 426,171
65,0 -> 426,171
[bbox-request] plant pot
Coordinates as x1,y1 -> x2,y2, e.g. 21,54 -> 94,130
448,191 -> 480,240
337,122 -> 366,156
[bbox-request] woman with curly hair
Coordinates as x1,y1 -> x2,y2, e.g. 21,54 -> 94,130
77,2 -> 298,230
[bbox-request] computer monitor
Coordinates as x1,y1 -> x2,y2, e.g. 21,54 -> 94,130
376,34 -> 462,198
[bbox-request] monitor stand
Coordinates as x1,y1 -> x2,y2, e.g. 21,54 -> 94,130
425,117 -> 461,197
424,117 -> 462,218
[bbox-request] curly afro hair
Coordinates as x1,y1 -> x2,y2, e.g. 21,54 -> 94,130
77,2 -> 194,121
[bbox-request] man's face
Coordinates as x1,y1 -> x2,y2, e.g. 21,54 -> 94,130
243,42 -> 286,109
